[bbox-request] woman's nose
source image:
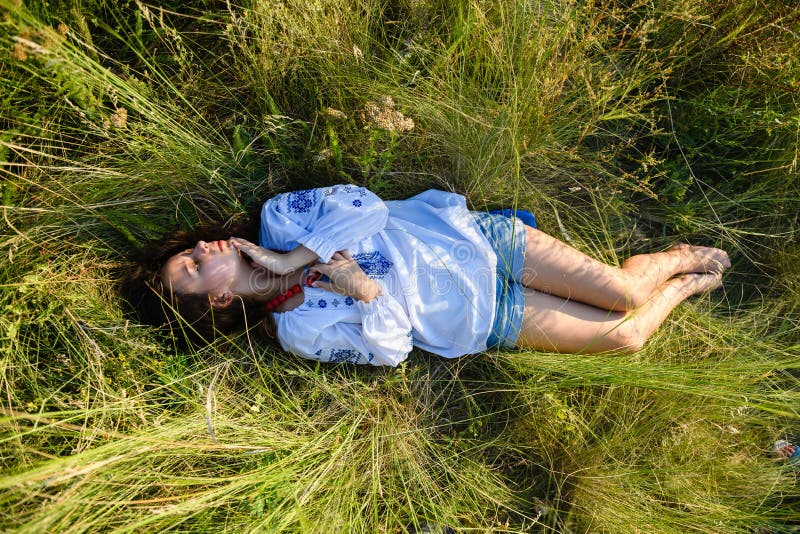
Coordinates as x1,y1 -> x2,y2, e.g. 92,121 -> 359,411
195,240 -> 210,254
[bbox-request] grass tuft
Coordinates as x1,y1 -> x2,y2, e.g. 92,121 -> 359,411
1,0 -> 799,531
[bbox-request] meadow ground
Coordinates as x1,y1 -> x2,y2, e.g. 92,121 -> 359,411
1,0 -> 799,531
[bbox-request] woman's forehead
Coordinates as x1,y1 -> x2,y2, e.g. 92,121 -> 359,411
162,253 -> 194,290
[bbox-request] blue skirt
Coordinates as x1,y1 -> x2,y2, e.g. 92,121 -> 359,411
471,211 -> 530,349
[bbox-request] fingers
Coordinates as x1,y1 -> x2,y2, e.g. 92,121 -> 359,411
231,238 -> 267,260
230,237 -> 254,247
330,250 -> 353,261
323,251 -> 353,265
311,279 -> 334,291
310,263 -> 331,276
329,250 -> 354,264
230,238 -> 253,253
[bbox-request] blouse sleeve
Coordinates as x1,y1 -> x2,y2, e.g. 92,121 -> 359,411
276,286 -> 413,367
259,184 -> 389,263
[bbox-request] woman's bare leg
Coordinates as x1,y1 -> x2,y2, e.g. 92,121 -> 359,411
518,226 -> 730,311
515,272 -> 722,354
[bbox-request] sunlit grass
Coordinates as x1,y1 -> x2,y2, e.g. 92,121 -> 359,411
1,0 -> 799,531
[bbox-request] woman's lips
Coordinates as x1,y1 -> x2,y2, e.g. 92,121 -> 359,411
217,240 -> 223,251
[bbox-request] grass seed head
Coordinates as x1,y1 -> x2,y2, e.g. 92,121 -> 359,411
358,96 -> 414,132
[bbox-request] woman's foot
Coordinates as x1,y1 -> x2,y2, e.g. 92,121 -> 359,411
679,272 -> 724,296
669,243 -> 731,275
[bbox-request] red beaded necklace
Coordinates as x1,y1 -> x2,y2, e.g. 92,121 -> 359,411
265,284 -> 301,311
264,272 -> 321,312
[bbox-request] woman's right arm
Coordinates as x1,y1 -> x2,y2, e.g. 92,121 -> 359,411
234,185 -> 388,275
231,239 -> 318,276
259,184 -> 389,264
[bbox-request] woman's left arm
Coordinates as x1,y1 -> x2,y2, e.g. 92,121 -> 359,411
277,288 -> 414,367
259,185 -> 389,264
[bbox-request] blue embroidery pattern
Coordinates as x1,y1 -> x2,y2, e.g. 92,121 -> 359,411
277,189 -> 317,214
341,185 -> 367,197
328,349 -> 364,364
312,348 -> 374,363
354,251 -> 393,279
306,296 -> 355,309
352,199 -> 362,207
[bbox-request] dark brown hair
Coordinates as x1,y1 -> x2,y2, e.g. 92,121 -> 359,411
120,220 -> 268,345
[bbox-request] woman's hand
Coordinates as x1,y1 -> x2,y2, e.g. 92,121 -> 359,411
309,250 -> 382,303
230,237 -> 288,275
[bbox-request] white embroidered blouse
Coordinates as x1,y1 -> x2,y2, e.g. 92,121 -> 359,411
259,184 -> 497,366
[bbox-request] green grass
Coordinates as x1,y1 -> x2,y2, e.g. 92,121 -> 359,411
1,0 -> 799,531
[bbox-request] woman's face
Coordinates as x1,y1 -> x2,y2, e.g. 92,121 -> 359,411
161,239 -> 252,301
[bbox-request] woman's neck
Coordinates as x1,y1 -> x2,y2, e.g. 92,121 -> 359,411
235,268 -> 306,302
